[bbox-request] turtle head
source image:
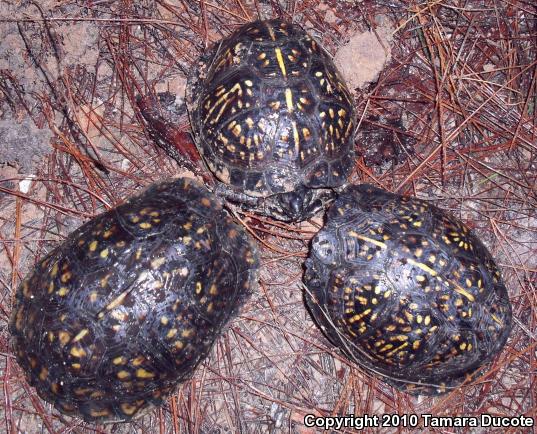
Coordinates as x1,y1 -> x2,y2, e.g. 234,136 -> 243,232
265,186 -> 335,222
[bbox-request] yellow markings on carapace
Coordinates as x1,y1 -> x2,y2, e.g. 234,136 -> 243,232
274,48 -> 287,77
113,356 -> 126,365
450,281 -> 476,302
90,409 -> 110,417
151,257 -> 166,269
356,296 -> 368,305
99,248 -> 109,259
73,329 -> 89,342
291,120 -> 299,154
39,367 -> 48,381
491,314 -> 503,327
71,363 -> 81,370
209,284 -> 218,295
140,222 -> 152,229
183,221 -> 193,231
407,258 -> 438,277
60,271 -> 71,283
231,123 -> 242,137
50,262 -> 59,277
111,310 -> 127,321
386,341 -> 409,357
424,315 -> 431,326
90,391 -> 105,399
348,231 -> 387,249
195,281 -> 202,294
117,370 -> 130,379
58,287 -> 69,297
136,368 -> 155,379
181,329 -> 193,338
100,273 -> 111,288
285,88 -> 294,111
244,117 -> 255,129
348,308 -> 371,324
204,82 -> 242,123
121,403 -> 138,415
106,290 -> 129,311
89,240 -> 98,252
70,346 -> 86,358
58,331 -> 71,345
132,356 -> 145,366
166,328 -> 178,339
379,343 -> 394,353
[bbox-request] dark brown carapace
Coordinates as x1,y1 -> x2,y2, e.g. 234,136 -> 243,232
304,184 -> 512,394
187,19 -> 357,221
10,178 -> 258,422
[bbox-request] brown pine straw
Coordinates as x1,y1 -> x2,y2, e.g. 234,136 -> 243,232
0,0 -> 535,432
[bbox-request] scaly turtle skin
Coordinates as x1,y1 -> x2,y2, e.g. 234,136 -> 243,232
187,19 -> 356,222
304,184 -> 512,394
9,178 -> 258,422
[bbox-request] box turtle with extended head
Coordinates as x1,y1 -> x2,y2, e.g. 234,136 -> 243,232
304,184 -> 512,394
9,178 -> 258,422
187,19 -> 356,222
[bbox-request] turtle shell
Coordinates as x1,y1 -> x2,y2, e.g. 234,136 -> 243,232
9,178 -> 258,422
187,19 -> 356,222
304,184 -> 512,394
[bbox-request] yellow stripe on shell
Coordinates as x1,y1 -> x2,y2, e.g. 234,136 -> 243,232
348,231 -> 387,249
275,48 -> 287,76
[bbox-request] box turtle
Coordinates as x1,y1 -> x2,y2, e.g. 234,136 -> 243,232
187,19 -> 356,222
304,184 -> 512,394
9,178 -> 258,422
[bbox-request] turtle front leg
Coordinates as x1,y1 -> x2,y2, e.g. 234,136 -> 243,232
213,182 -> 261,208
